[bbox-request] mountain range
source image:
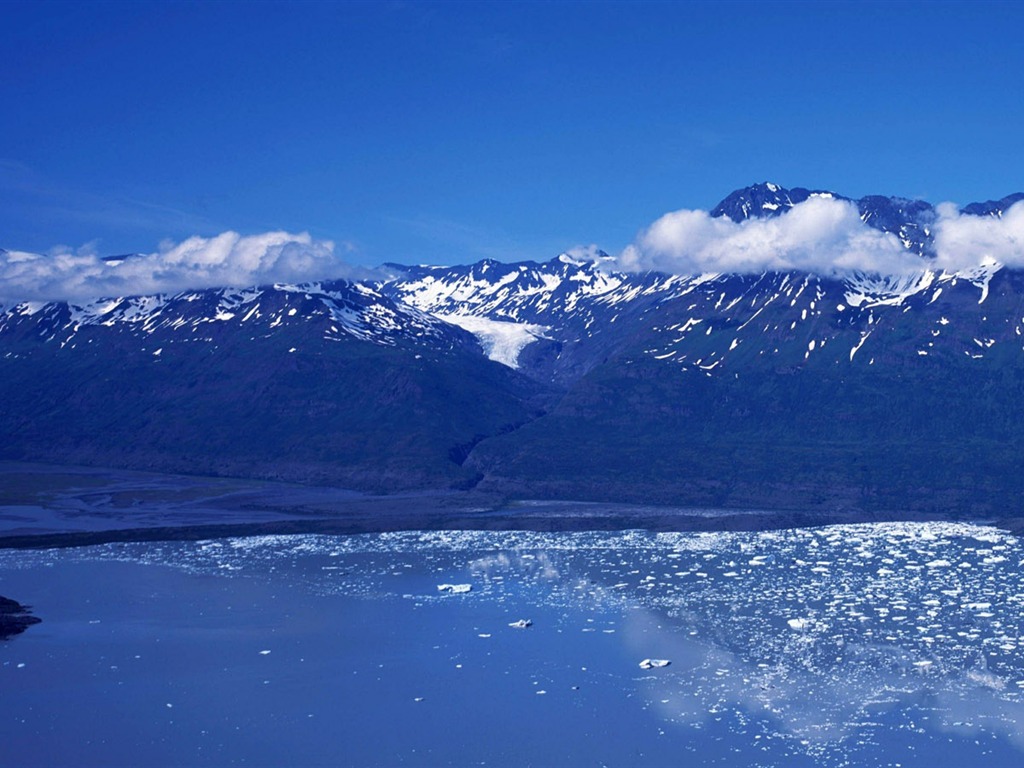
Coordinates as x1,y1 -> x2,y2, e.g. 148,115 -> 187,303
3,183 -> 1024,515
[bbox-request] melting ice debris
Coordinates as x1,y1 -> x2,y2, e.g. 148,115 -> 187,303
639,659 -> 671,670
437,583 -> 472,594
508,619 -> 533,629
13,520 -> 1024,762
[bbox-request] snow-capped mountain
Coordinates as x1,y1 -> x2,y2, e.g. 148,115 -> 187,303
3,182 -> 1024,512
378,182 -> 1018,383
0,279 -> 546,492
711,182 -> 937,255
378,254 -> 694,381
962,192 -> 1024,217
4,182 -> 1016,381
0,280 -> 478,359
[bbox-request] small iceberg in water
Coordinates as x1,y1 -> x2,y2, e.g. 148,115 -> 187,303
639,659 -> 671,670
437,584 -> 472,594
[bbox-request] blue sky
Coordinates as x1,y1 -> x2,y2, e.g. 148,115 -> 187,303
2,0 -> 1022,267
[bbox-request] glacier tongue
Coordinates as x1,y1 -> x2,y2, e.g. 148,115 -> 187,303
437,313 -> 548,369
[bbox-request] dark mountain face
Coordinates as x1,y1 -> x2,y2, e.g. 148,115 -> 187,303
463,267 -> 1024,511
962,192 -> 1024,217
709,182 -> 939,256
855,195 -> 935,256
0,282 -> 550,491
710,182 -> 829,221
2,184 -> 1023,512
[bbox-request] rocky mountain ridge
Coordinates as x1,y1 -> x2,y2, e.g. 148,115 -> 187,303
3,183 -> 1023,513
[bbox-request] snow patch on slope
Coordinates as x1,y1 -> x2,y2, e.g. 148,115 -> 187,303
843,271 -> 937,308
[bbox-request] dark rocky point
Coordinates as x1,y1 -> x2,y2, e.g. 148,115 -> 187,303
0,596 -> 41,640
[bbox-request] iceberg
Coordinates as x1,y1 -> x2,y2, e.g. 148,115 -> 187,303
437,583 -> 472,594
639,659 -> 671,670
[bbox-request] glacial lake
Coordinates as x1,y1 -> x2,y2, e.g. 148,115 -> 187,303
3,522 -> 1024,767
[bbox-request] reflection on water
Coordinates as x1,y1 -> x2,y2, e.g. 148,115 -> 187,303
3,522 -> 1024,766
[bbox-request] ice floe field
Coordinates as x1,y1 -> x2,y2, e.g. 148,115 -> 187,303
3,522 -> 1024,766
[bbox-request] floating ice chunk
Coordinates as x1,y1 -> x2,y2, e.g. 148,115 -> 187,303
259,650 -> 271,655
639,659 -> 671,670
437,583 -> 472,594
508,619 -> 533,629
788,618 -> 812,631
926,559 -> 951,568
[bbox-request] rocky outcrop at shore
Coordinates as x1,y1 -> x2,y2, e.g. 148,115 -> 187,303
0,596 -> 41,640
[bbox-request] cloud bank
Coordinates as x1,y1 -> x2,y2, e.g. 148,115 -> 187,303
618,196 -> 1024,276
932,201 -> 1024,271
5,199 -> 1023,304
0,231 -> 377,304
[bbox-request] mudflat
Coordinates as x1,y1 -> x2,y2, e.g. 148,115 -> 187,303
0,461 -> 1008,551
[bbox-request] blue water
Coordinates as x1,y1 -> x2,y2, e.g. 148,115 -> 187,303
2,523 -> 1024,766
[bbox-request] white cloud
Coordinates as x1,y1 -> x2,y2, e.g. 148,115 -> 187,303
932,201 -> 1024,271
618,196 -> 923,276
560,244 -> 609,264
6,200 -> 1022,305
0,231 -> 379,304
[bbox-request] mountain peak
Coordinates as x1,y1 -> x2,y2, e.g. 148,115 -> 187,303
961,192 -> 1024,218
710,183 -> 829,222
